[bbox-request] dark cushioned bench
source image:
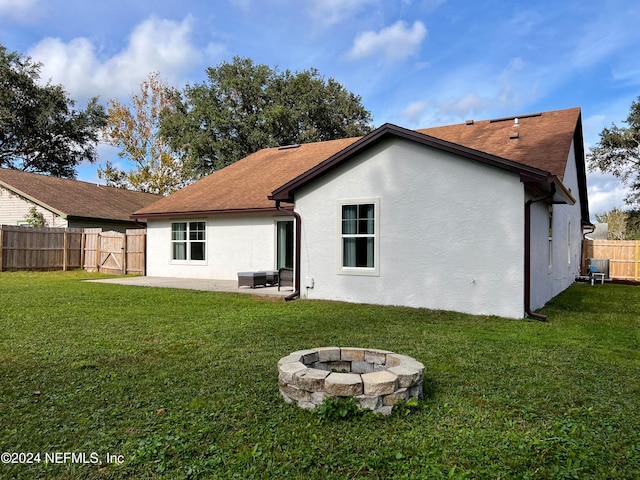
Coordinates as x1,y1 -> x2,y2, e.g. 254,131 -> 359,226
237,271 -> 267,288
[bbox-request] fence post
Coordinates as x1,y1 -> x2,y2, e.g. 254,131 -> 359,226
0,227 -> 3,272
80,232 -> 86,271
63,230 -> 68,271
636,241 -> 639,282
96,233 -> 101,272
142,232 -> 147,276
122,233 -> 127,275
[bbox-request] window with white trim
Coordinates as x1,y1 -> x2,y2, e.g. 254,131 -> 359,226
338,199 -> 379,275
171,221 -> 206,261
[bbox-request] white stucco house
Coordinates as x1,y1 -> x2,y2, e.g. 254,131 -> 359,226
132,107 -> 591,319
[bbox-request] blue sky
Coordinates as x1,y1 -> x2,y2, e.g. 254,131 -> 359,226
1,0 -> 639,216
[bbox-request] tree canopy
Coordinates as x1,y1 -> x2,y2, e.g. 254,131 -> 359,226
588,96 -> 640,206
594,207 -> 640,240
99,72 -> 193,195
0,44 -> 107,178
160,57 -> 373,176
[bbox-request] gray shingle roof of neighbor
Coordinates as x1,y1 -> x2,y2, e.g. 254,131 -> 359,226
133,107 -> 586,220
0,168 -> 162,222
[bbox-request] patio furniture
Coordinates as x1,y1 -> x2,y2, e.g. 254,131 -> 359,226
278,267 -> 294,291
588,264 -> 605,285
237,271 -> 267,288
265,270 -> 279,286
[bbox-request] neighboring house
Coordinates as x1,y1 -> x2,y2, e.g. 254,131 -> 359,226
133,107 -> 591,319
585,223 -> 608,240
0,168 -> 161,232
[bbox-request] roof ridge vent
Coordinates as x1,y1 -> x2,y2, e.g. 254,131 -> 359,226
489,112 -> 541,123
278,144 -> 300,150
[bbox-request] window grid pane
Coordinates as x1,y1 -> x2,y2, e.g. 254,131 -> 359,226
171,222 -> 187,241
342,205 -> 357,234
190,242 -> 205,261
172,242 -> 186,260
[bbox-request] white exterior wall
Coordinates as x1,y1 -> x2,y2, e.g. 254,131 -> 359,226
529,140 -> 584,310
294,138 -> 526,318
0,186 -> 67,227
146,213 -> 286,279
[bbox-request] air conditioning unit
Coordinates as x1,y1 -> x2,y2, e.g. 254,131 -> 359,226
586,258 -> 610,278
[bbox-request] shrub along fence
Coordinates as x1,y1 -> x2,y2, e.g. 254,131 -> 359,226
0,225 -> 146,275
582,239 -> 640,281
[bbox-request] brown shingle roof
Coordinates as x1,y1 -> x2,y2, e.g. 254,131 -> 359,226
134,107 -> 582,218
416,107 -> 581,180
133,137 -> 358,216
0,168 -> 162,222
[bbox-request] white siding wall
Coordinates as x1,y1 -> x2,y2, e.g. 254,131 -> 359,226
529,140 -> 584,310
294,138 -> 526,318
0,186 -> 67,227
146,214 -> 285,279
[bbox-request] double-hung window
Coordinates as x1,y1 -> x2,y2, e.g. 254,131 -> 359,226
338,199 -> 379,275
171,221 -> 206,262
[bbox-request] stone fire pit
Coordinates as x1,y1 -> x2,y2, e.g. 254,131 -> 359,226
278,347 -> 424,415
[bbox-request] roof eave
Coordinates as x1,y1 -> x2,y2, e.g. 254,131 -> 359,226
66,215 -> 143,224
131,207 -> 282,220
522,174 -> 576,205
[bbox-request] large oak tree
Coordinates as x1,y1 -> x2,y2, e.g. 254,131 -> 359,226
160,57 -> 373,176
0,44 -> 107,178
588,96 -> 640,206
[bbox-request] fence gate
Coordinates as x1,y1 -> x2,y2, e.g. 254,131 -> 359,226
97,231 -> 126,275
0,226 -> 146,274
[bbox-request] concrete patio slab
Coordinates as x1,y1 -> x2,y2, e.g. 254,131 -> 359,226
85,276 -> 292,297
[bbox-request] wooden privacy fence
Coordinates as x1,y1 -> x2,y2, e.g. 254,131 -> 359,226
582,239 -> 640,281
0,225 -> 146,275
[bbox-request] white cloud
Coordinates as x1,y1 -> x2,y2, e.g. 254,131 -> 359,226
229,0 -> 252,10
507,9 -> 544,36
400,101 -> 429,124
587,172 -> 629,215
494,57 -> 539,109
439,93 -> 486,117
0,0 -> 40,21
612,67 -> 640,87
401,93 -> 488,128
572,32 -> 622,69
569,6 -> 640,71
308,0 -> 378,27
346,20 -> 427,61
421,0 -> 447,11
28,16 -> 212,100
582,114 -> 606,145
397,57 -> 541,127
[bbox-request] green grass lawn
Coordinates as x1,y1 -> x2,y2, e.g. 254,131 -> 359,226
0,271 -> 639,479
